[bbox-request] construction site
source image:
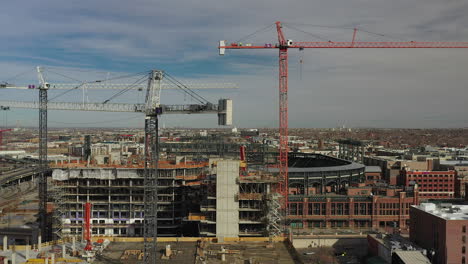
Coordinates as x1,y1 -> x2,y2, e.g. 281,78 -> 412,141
0,63 -> 297,263
1,16 -> 468,264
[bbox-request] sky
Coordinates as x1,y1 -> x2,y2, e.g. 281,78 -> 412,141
0,0 -> 468,129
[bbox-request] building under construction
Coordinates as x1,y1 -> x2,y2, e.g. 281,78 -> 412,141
51,157 -> 279,239
52,157 -> 207,237
187,160 -> 279,237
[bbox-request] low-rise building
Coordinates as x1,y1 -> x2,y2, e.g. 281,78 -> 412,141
368,233 -> 429,264
288,188 -> 419,231
399,170 -> 457,199
410,203 -> 468,264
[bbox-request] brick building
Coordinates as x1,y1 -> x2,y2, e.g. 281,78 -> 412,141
364,156 -> 441,186
410,203 -> 468,264
365,166 -> 382,185
278,154 -> 421,232
399,170 -> 457,199
288,186 -> 419,231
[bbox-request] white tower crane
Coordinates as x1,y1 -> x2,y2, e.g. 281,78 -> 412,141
0,67 -> 235,263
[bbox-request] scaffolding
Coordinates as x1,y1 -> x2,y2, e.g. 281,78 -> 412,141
266,193 -> 282,237
51,172 -> 67,240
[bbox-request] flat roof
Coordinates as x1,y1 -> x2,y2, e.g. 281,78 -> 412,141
413,203 -> 468,220
393,250 -> 431,264
365,166 -> 382,173
268,154 -> 365,173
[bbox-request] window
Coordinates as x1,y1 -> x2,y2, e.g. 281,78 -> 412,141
463,256 -> 466,264
463,226 -> 466,233
463,246 -> 466,254
463,235 -> 466,243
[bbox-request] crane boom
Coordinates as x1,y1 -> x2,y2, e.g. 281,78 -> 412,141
220,42 -> 468,49
0,83 -> 237,90
0,100 -> 226,114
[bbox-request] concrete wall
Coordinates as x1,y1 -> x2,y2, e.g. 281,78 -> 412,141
216,160 -> 239,238
293,237 -> 367,249
293,237 -> 368,258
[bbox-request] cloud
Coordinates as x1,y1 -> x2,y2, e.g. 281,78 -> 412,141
0,0 -> 468,128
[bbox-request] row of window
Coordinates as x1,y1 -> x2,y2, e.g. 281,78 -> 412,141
418,187 -> 453,191
411,178 -> 453,183
290,220 -> 372,229
420,193 -> 452,197
288,202 -> 412,216
408,174 -> 454,178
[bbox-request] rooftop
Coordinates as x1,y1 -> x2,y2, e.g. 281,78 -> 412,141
393,250 -> 431,264
413,203 -> 468,220
369,233 -> 423,253
268,153 -> 365,173
365,166 -> 382,173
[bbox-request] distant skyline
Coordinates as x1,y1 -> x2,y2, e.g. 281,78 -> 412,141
1,0 -> 468,129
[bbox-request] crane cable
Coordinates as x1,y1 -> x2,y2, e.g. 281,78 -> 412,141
163,72 -> 209,105
282,24 -> 330,41
234,23 -> 276,44
43,68 -> 149,103
1,69 -> 34,84
283,23 -> 409,42
102,74 -> 149,104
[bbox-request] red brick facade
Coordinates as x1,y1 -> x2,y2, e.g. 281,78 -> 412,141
288,190 -> 419,231
399,170 -> 457,199
410,205 -> 468,264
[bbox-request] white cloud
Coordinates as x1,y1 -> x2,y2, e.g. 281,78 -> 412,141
0,0 -> 468,128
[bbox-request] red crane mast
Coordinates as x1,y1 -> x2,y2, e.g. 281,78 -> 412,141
219,21 -> 468,213
83,202 -> 93,251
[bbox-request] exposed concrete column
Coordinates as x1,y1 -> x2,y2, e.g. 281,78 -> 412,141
45,257 -> 48,264
3,257 -> 7,264
72,236 -> 76,253
11,252 -> 16,264
216,160 -> 240,238
51,253 -> 55,264
62,244 -> 66,258
38,235 -> 42,251
3,235 -> 7,251
221,246 -> 226,261
26,245 -> 30,260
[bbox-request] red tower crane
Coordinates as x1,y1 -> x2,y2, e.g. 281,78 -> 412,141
0,129 -> 12,149
219,21 -> 468,213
